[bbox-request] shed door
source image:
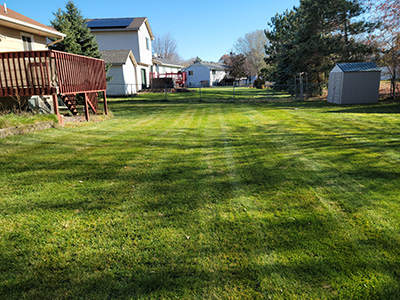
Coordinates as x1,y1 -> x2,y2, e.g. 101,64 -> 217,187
331,73 -> 342,104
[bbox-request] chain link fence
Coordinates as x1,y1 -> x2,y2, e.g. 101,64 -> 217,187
106,83 -> 329,103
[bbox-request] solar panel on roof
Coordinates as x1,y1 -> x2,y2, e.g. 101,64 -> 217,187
87,18 -> 134,28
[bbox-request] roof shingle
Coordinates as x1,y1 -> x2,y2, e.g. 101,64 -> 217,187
0,4 -> 62,37
100,49 -> 131,64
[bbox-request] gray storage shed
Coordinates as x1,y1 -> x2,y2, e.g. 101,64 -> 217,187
327,62 -> 381,105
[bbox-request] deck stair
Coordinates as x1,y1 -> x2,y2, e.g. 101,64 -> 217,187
61,95 -> 79,115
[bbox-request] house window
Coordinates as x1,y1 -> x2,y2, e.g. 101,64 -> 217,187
189,71 -> 193,76
146,37 -> 150,50
21,34 -> 33,51
212,70 -> 216,75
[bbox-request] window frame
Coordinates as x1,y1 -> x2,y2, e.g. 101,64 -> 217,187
21,33 -> 34,51
146,37 -> 150,51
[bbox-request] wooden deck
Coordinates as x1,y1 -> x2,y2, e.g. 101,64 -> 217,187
0,50 -> 108,125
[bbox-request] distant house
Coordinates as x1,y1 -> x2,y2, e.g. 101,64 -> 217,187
100,49 -> 138,96
0,3 -> 65,52
183,62 -> 228,87
152,56 -> 183,75
86,17 -> 154,90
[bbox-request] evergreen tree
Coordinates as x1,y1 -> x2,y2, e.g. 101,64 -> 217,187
265,8 -> 299,84
49,1 -> 100,59
265,0 -> 374,84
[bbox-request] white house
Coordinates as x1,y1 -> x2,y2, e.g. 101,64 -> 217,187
183,62 -> 228,87
86,17 -> 154,90
100,49 -> 138,96
152,56 -> 183,75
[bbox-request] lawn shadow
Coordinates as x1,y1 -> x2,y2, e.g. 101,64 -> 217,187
324,103 -> 400,114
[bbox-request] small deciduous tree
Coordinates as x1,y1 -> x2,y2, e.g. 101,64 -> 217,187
367,0 -> 400,99
233,30 -> 268,78
220,52 -> 247,80
152,33 -> 183,63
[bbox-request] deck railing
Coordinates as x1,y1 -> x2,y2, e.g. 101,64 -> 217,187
0,50 -> 107,97
52,50 -> 106,94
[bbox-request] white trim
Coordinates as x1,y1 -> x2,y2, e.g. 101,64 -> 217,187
0,14 -> 65,38
20,32 -> 34,51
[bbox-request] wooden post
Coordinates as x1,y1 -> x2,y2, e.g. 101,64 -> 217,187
103,91 -> 108,115
83,93 -> 90,121
52,94 -> 63,127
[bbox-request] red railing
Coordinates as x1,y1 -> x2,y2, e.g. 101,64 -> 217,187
150,71 -> 187,86
0,50 -> 107,97
0,50 -> 55,97
52,50 -> 106,94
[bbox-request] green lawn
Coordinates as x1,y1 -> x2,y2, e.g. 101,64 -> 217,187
130,86 -> 295,103
1,100 -> 400,299
0,113 -> 57,129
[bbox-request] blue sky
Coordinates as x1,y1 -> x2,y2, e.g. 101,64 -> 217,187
7,0 -> 300,62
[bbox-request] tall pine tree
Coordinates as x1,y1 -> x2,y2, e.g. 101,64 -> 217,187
265,0 -> 374,84
49,1 -> 100,59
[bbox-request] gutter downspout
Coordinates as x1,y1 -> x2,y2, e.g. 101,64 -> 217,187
47,35 -> 64,47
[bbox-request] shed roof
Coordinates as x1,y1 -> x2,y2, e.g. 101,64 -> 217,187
337,62 -> 381,73
100,49 -> 137,66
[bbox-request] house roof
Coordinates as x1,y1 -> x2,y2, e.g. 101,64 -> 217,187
152,56 -> 183,68
86,17 -> 154,40
0,4 -> 64,38
336,62 -> 381,73
100,49 -> 137,66
184,61 -> 227,71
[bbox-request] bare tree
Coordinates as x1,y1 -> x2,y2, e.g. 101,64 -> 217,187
152,32 -> 181,63
233,30 -> 269,77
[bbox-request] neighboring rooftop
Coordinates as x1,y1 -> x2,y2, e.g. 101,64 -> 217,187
153,56 -> 183,67
100,49 -> 137,65
336,62 -> 381,73
184,61 -> 227,71
0,4 -> 64,38
86,17 -> 154,39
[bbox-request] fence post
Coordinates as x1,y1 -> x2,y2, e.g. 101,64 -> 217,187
233,82 -> 235,102
300,74 -> 304,101
165,84 -> 168,101
199,85 -> 202,102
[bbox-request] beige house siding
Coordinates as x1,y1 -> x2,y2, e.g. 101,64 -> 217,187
0,25 -> 48,52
